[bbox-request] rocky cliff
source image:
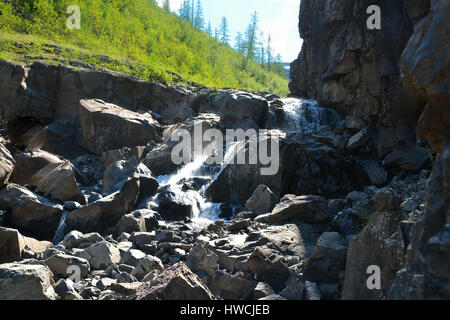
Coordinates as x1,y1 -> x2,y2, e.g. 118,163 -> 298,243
291,0 -> 449,300
290,0 -> 430,158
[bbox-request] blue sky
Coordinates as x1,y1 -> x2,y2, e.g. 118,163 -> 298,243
157,0 -> 303,62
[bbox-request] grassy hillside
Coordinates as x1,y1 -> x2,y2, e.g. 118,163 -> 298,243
0,0 -> 289,96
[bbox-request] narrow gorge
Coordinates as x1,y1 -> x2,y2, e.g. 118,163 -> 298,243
0,0 -> 448,301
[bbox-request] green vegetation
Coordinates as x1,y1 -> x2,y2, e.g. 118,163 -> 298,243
0,0 -> 289,96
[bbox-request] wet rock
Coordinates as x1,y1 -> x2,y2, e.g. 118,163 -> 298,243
77,241 -> 121,270
133,262 -> 214,300
30,160 -> 85,204
0,143 -> 15,187
78,99 -> 161,155
268,195 -> 328,224
154,188 -> 192,221
245,185 -> 280,214
0,184 -> 62,240
66,176 -> 140,234
304,232 -> 347,284
0,262 -> 56,300
186,243 -> 219,276
44,253 -> 90,278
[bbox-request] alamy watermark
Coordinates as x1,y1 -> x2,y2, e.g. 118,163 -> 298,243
66,5 -> 81,30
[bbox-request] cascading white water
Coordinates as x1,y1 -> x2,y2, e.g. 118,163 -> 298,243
277,98 -> 339,134
144,97 -> 336,229
52,97 -> 336,241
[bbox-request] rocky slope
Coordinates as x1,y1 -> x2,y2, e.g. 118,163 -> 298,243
0,0 -> 447,301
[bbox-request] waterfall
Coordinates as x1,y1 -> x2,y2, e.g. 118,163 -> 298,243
277,98 -> 341,134
52,211 -> 70,244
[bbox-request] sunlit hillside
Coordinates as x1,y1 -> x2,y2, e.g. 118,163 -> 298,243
0,0 -> 289,96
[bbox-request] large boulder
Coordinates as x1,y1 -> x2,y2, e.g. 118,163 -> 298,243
0,143 -> 15,187
304,232 -> 347,284
133,262 -> 214,300
66,176 -> 140,234
78,99 -> 161,155
0,227 -> 53,263
143,113 -> 220,176
198,90 -> 268,130
341,212 -> 406,300
11,150 -> 62,185
130,255 -> 164,281
267,195 -> 328,224
25,121 -> 87,160
186,243 -> 219,276
44,253 -> 90,278
0,184 -> 63,240
244,247 -> 291,292
0,263 -> 56,300
204,271 -> 257,300
77,241 -> 121,270
245,185 -> 280,214
30,161 -> 85,204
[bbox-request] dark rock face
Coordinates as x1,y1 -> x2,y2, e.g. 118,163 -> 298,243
289,0 -> 430,157
341,211 -> 406,300
389,141 -> 450,300
78,99 -> 161,155
400,0 -> 450,154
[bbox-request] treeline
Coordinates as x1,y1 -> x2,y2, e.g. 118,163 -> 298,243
165,0 -> 287,78
0,0 -> 289,95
